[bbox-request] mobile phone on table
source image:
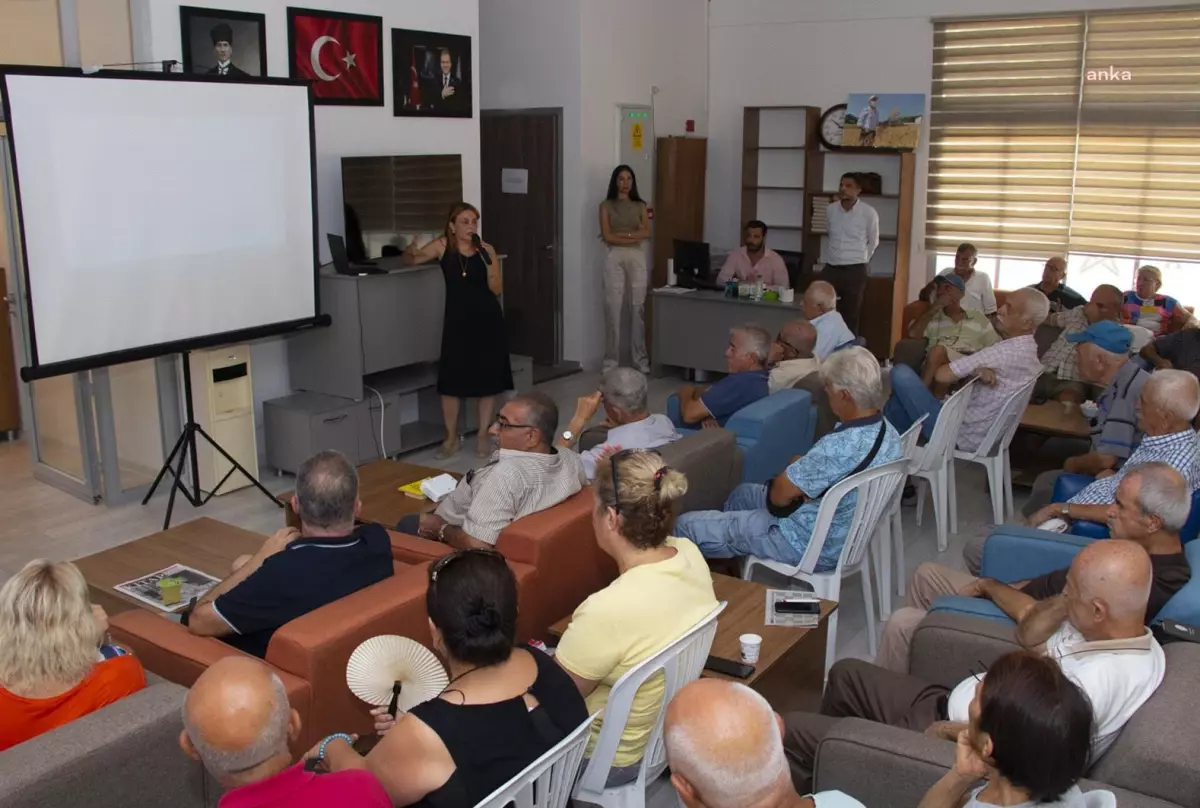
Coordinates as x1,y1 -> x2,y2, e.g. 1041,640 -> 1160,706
705,655 -> 755,679
773,598 -> 820,616
1159,619 -> 1200,644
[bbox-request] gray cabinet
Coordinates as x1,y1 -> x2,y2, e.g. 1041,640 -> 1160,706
264,393 -> 368,474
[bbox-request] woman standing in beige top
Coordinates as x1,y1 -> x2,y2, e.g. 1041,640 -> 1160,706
599,165 -> 652,373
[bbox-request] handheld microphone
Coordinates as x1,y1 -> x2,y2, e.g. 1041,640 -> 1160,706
471,233 -> 492,265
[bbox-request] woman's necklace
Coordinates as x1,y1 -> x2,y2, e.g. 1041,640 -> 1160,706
458,252 -> 469,279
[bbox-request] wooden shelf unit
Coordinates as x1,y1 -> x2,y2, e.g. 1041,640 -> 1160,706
739,105 -> 916,356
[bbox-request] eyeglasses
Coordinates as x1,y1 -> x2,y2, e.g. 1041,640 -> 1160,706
494,416 -> 536,431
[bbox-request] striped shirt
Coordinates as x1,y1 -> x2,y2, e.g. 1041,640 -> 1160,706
1070,429 -> 1200,506
949,334 -> 1043,453
436,448 -> 587,545
1041,307 -> 1090,381
924,309 -> 999,355
1090,360 -> 1149,461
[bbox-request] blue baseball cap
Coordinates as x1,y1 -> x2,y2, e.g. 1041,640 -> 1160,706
934,274 -> 966,293
1066,320 -> 1132,354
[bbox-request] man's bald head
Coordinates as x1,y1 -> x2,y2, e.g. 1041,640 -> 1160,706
180,656 -> 298,783
665,679 -> 792,808
780,320 -> 817,358
1068,540 -> 1153,632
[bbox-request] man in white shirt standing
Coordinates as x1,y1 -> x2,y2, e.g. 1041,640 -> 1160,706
780,539 -> 1165,788
823,173 -> 879,332
858,95 -> 880,147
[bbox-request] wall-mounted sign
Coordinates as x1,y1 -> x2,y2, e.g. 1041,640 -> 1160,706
501,167 -> 528,194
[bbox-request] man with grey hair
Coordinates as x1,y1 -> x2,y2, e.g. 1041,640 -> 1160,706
768,320 -> 821,393
180,656 -> 389,805
665,679 -> 866,808
676,346 -> 901,568
884,286 -> 1049,451
188,450 -> 393,658
676,324 -> 772,428
801,281 -> 856,359
555,367 -> 681,479
407,392 -> 586,549
876,461 -> 1192,674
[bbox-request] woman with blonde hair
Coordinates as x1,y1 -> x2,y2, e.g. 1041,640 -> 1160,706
405,202 -> 512,459
555,449 -> 718,785
0,559 -> 145,750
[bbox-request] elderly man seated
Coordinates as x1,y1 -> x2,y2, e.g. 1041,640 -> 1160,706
674,347 -> 901,568
906,272 -> 998,395
676,324 -> 772,428
1123,264 -> 1197,339
800,281 -> 855,360
878,462 -> 1192,673
783,540 -> 1166,789
556,367 -> 680,479
401,392 -> 586,548
1027,255 -> 1086,312
885,287 -> 1049,448
181,657 -> 390,807
1022,320 -> 1149,517
1037,284 -> 1124,404
186,450 -> 394,658
768,320 -> 821,393
665,679 -> 867,808
917,243 -> 996,316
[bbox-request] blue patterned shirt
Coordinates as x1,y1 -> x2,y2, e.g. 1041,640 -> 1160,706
779,414 -> 903,572
1070,429 -> 1200,506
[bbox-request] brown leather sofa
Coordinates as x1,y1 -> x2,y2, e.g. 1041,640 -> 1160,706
108,560 -> 439,757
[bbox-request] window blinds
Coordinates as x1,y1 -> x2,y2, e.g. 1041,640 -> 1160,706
928,8 -> 1200,262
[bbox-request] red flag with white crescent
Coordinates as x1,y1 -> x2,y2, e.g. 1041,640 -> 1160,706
288,10 -> 382,105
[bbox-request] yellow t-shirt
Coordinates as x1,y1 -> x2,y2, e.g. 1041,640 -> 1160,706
555,537 -> 717,768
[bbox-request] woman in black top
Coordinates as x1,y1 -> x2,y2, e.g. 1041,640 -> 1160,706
405,203 -> 514,459
314,549 -> 588,808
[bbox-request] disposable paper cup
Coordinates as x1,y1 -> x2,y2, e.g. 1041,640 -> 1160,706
159,580 -> 182,606
739,633 -> 763,664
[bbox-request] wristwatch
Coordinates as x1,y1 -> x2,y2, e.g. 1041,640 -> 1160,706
561,429 -> 575,444
1060,502 -> 1070,518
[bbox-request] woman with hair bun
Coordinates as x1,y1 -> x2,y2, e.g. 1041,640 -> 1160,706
556,449 -> 718,786
314,549 -> 587,807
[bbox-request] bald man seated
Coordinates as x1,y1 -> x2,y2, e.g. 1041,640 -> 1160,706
665,679 -> 866,808
800,281 -> 855,360
781,540 -> 1166,791
181,656 -> 390,807
768,320 -> 821,393
186,450 -> 394,658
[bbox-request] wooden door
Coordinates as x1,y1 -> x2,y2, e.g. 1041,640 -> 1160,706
481,110 -> 561,365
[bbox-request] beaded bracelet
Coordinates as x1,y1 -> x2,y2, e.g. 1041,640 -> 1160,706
318,733 -> 355,762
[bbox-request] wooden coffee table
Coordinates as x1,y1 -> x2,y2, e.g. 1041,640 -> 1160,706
283,460 -> 458,529
1020,401 -> 1090,439
74,517 -> 264,617
549,573 -> 835,714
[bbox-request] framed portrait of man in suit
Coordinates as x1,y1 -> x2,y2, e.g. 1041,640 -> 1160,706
180,6 -> 268,78
391,28 -> 473,119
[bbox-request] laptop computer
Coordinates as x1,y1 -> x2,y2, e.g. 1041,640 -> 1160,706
327,234 -> 384,275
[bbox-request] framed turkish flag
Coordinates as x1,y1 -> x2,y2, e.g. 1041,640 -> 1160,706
287,7 -> 383,106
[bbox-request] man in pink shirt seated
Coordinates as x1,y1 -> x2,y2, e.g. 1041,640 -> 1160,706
717,220 -> 791,288
180,657 -> 389,808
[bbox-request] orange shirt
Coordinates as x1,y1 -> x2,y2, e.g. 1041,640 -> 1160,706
0,654 -> 146,751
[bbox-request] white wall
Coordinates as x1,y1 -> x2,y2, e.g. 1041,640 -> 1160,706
481,0 -> 708,369
130,0 -> 480,453
706,0 -> 1198,300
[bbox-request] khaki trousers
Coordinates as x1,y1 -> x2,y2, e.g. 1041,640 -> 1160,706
603,245 -> 649,372
875,563 -> 977,673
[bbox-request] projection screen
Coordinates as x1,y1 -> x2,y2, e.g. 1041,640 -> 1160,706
0,68 -> 321,380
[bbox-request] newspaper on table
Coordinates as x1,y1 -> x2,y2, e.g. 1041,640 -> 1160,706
114,564 -> 219,612
764,588 -> 821,628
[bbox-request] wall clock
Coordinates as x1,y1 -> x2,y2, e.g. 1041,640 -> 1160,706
819,104 -> 847,149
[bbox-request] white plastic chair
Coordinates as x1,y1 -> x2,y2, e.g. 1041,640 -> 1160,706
473,712 -> 599,808
911,379 -> 978,551
951,376 -> 1037,526
573,601 -> 727,808
742,458 -> 909,673
871,415 -> 927,616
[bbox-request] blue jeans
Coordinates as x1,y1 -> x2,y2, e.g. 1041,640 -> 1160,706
884,364 -> 942,441
674,483 -> 804,565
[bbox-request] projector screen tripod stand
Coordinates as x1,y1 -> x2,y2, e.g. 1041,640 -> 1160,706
143,351 -> 282,529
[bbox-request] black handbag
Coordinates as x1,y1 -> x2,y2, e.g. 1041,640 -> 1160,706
766,421 -> 888,518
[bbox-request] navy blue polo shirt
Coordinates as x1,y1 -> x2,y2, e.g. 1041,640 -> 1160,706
700,369 -> 770,426
213,523 -> 394,658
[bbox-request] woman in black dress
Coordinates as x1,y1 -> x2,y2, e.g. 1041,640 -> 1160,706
405,203 -> 513,458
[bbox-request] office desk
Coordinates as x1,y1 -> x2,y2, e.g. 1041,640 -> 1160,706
650,288 -> 802,374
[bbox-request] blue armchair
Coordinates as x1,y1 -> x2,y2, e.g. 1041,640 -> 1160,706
1050,473 -> 1200,541
929,525 -> 1200,626
667,388 -> 816,483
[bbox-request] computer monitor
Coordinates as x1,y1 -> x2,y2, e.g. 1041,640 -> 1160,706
673,239 -> 712,278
